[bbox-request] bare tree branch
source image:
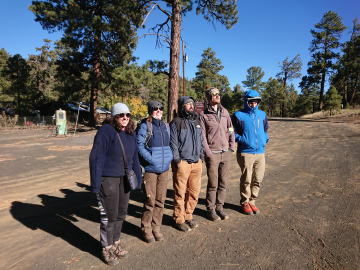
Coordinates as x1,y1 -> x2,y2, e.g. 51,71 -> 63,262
150,2 -> 172,20
140,3 -> 157,28
139,33 -> 171,45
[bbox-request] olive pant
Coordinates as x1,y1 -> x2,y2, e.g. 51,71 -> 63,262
205,151 -> 231,212
236,153 -> 265,205
141,171 -> 169,235
172,160 -> 202,224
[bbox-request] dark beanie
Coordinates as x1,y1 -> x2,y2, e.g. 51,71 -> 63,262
147,100 -> 163,113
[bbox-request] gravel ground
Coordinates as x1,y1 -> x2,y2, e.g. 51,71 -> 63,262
0,117 -> 359,270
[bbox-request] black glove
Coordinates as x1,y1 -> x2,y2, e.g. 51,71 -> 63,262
173,158 -> 181,164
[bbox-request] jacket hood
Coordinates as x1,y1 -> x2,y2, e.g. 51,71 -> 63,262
244,90 -> 261,111
178,96 -> 195,118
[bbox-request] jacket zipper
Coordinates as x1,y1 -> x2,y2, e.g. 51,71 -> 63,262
252,112 -> 258,154
160,122 -> 164,171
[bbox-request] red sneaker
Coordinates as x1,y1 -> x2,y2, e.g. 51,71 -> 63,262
242,203 -> 253,215
250,204 -> 260,214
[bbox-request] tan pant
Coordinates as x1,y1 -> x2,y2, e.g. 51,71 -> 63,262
236,153 -> 265,205
172,160 -> 202,224
141,171 -> 169,234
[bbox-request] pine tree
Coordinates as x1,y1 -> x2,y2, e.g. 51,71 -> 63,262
0,49 -> 12,108
54,40 -> 89,103
294,76 -> 320,116
3,55 -> 31,115
332,18 -> 360,107
307,10 -> 346,111
261,78 -> 283,117
27,39 -> 58,105
142,1 -> 238,121
276,54 -> 302,116
324,86 -> 342,115
192,47 -> 230,98
30,0 -> 145,126
242,66 -> 265,93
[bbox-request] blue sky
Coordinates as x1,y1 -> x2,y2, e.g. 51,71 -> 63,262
1,0 -> 359,92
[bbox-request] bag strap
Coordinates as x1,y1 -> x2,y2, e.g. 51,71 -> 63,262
144,120 -> 170,147
116,133 -> 128,172
145,120 -> 153,147
164,122 -> 170,135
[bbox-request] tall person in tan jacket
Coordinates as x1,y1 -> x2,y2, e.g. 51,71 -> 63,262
200,87 -> 235,221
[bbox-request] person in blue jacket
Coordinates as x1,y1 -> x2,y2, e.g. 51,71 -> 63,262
137,100 -> 173,243
232,90 -> 269,215
89,103 -> 142,266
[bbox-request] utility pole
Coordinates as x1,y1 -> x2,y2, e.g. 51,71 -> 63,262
182,42 -> 185,96
182,42 -> 188,96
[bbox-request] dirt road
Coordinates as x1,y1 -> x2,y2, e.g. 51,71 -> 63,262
0,118 -> 359,269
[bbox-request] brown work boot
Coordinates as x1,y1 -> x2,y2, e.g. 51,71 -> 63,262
206,210 -> 221,221
186,219 -> 199,229
113,240 -> 129,259
216,210 -> 230,220
101,245 -> 119,266
153,231 -> 164,241
143,232 -> 155,243
176,222 -> 191,232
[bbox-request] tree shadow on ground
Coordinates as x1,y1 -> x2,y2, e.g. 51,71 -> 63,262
10,182 -> 143,258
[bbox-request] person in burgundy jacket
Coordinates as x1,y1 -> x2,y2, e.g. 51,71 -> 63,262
200,87 -> 235,222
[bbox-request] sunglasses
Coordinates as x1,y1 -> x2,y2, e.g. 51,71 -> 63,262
211,92 -> 220,96
118,113 -> 131,118
151,107 -> 164,111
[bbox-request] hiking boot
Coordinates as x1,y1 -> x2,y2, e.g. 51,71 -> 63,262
143,232 -> 155,243
216,210 -> 230,220
206,211 -> 221,221
250,204 -> 260,214
102,245 -> 119,266
113,241 -> 129,259
186,219 -> 199,229
241,203 -> 254,215
153,231 -> 164,241
176,222 -> 191,232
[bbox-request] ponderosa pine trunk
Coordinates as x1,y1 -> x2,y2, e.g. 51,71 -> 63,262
167,0 -> 181,122
89,31 -> 101,127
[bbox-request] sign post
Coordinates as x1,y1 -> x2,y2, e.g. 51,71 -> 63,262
194,101 -> 205,115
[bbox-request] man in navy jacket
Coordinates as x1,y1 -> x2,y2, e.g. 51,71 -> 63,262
232,90 -> 269,215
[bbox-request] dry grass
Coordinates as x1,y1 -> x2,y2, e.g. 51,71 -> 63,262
300,108 -> 360,121
298,108 -> 360,125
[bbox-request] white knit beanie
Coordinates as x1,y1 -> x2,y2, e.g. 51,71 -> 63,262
111,103 -> 130,116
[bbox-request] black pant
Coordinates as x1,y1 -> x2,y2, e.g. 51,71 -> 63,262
97,176 -> 130,247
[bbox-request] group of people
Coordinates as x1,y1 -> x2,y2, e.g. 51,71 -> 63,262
89,88 -> 269,266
